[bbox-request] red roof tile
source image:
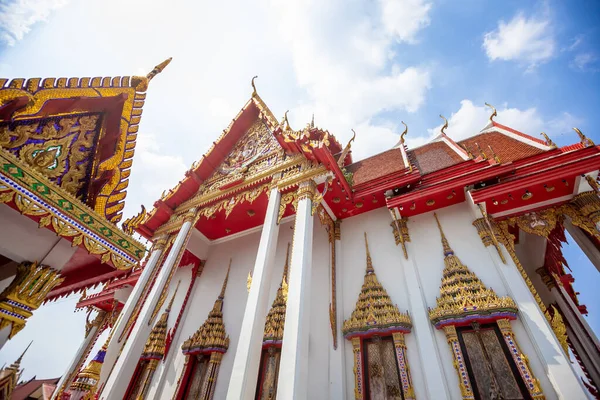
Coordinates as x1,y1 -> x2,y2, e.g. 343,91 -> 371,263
409,141 -> 464,175
12,378 -> 59,400
459,131 -> 544,163
345,148 -> 406,186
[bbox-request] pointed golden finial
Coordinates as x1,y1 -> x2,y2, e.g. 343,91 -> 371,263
251,75 -> 258,96
282,243 -> 291,283
281,110 -> 291,130
485,102 -> 497,123
439,115 -> 448,135
337,129 -> 356,167
461,143 -> 474,159
147,57 -> 172,82
433,213 -> 454,256
573,127 -> 594,147
400,121 -> 408,144
220,259 -> 232,299
15,341 -> 32,365
540,132 -> 557,148
247,270 -> 252,293
364,232 -> 374,274
165,280 -> 181,312
488,145 -> 501,163
475,142 -> 487,159
310,113 -> 315,128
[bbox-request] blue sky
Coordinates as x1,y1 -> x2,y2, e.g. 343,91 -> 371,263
0,0 -> 599,380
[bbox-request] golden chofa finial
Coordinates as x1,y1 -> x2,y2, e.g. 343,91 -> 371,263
400,121 -> 408,144
485,102 -> 497,123
337,129 -> 356,167
251,75 -> 258,96
281,110 -> 291,130
147,57 -> 172,82
540,132 -> 557,148
439,115 -> 448,135
573,127 -> 594,147
364,232 -> 374,274
433,213 -> 454,256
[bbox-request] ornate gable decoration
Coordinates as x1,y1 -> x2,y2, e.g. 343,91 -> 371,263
429,214 -> 518,328
342,233 -> 412,338
203,118 -> 283,193
141,281 -> 179,360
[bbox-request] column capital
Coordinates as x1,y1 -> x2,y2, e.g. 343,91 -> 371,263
0,261 -> 64,339
334,220 -> 342,241
151,234 -> 169,251
535,267 -> 556,290
389,210 -> 410,258
297,179 -> 318,202
181,207 -> 199,223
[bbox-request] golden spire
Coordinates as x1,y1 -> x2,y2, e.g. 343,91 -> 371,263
11,341 -> 32,370
485,102 -> 497,123
251,75 -> 258,96
281,110 -> 291,130
342,234 -> 411,337
310,113 -> 315,128
434,213 -> 453,256
439,115 -> 448,135
337,129 -> 356,167
182,262 -> 231,354
165,280 -> 181,312
364,232 -> 374,274
147,57 -> 172,82
263,243 -> 292,344
400,121 -> 408,144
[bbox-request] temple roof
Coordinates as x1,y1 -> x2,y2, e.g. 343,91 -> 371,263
0,58 -> 171,223
345,148 -> 406,186
429,214 -> 518,328
342,233 -> 411,338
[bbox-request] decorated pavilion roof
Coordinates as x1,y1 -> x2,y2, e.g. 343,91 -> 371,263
343,233 -> 411,338
182,261 -> 230,354
0,58 -> 170,223
429,214 -> 518,328
263,244 -> 291,345
345,148 -> 406,186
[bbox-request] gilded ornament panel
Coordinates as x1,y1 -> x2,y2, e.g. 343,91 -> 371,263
0,149 -> 145,269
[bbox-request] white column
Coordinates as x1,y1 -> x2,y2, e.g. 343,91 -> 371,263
227,188 -> 281,400
100,216 -> 195,400
277,181 -> 315,399
467,196 -> 588,398
392,215 -> 451,400
564,219 -> 600,274
51,315 -> 104,400
329,222 -> 346,400
552,283 -> 600,383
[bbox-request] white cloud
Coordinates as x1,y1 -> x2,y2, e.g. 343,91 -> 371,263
570,52 -> 598,72
272,0 -> 432,159
483,12 -> 555,69
427,100 -> 545,141
0,0 -> 68,46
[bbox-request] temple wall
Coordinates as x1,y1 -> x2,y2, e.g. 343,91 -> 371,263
338,203 -> 558,399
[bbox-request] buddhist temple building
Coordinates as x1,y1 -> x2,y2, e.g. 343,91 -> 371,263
43,76 -> 600,400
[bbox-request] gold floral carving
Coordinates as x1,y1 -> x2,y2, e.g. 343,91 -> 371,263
507,209 -> 557,238
0,262 -> 65,338
496,319 -> 545,399
549,305 -> 569,357
389,210 -> 410,259
570,191 -> 600,226
263,244 -> 291,344
351,337 -> 364,400
182,261 -> 230,354
430,214 -> 517,327
343,233 -> 412,336
278,191 -> 297,224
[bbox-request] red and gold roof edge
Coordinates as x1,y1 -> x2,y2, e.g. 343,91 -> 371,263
0,58 -> 171,224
